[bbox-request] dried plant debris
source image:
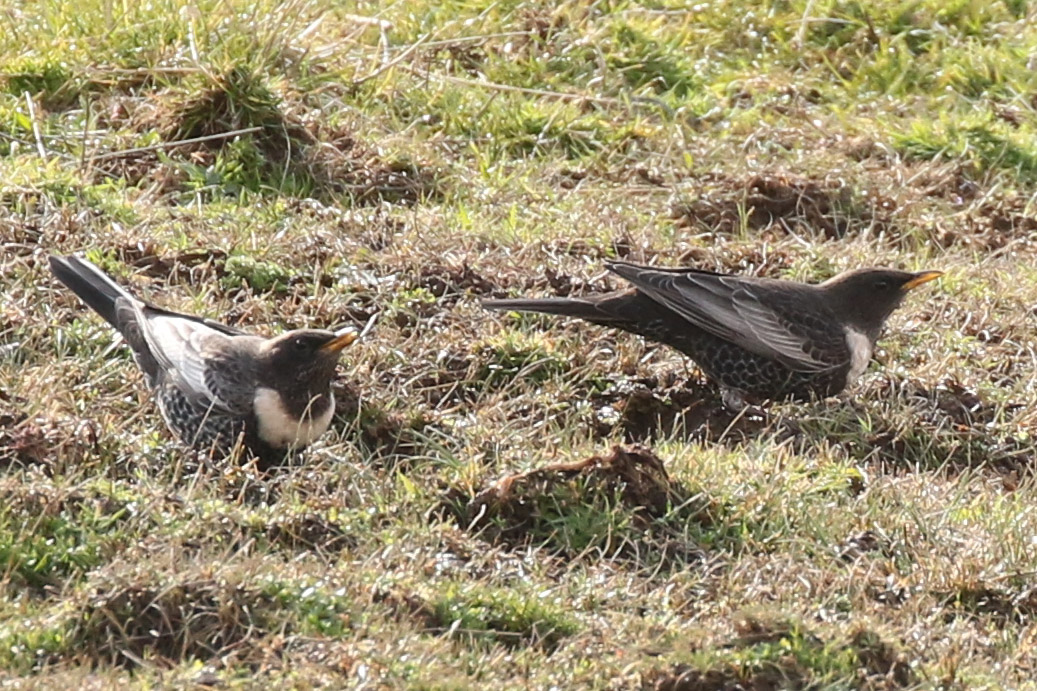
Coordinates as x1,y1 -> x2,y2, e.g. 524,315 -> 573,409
672,173 -> 895,240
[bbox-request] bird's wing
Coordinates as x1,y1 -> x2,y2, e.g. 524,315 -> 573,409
136,310 -> 257,415
608,263 -> 846,372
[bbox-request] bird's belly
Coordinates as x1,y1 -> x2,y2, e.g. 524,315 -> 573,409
680,337 -> 847,399
253,388 -> 335,448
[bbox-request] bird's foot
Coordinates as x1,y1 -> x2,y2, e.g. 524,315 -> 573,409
721,388 -> 747,411
721,388 -> 767,420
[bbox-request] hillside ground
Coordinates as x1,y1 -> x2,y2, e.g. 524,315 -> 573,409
2,0 -> 1037,688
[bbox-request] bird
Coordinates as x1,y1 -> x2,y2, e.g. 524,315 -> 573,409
483,261 -> 943,408
49,254 -> 359,467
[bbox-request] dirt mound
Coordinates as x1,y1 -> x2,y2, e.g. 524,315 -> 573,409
643,620 -> 913,690
71,576 -> 270,668
439,445 -> 711,561
673,173 -> 894,240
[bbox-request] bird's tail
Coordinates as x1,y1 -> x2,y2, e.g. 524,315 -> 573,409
482,297 -> 619,322
48,255 -> 137,329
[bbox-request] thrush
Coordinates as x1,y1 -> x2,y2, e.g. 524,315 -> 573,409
483,261 -> 943,408
49,255 -> 358,466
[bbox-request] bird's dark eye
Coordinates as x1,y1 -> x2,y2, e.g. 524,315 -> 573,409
293,338 -> 309,352
875,280 -> 890,290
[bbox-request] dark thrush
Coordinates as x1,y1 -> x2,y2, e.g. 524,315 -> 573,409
49,255 -> 358,465
483,261 -> 943,408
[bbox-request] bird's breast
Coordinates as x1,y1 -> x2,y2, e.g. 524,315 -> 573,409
844,326 -> 873,384
252,387 -> 335,448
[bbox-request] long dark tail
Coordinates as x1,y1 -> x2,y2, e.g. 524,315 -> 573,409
49,255 -> 136,329
481,297 -> 618,321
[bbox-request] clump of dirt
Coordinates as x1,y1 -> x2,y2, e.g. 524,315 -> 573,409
70,576 -> 272,668
944,194 -> 1037,250
415,263 -> 499,301
115,243 -> 229,282
783,379 -> 1031,477
333,381 -> 433,460
672,173 -> 894,240
151,66 -> 304,156
371,587 -> 442,631
439,445 -> 708,556
111,66 -> 441,203
264,512 -> 355,552
588,374 -> 768,444
405,348 -> 476,408
849,628 -> 916,688
642,621 -> 913,690
0,409 -> 99,471
644,660 -> 808,691
837,529 -> 891,561
674,244 -> 798,277
302,117 -> 441,204
938,585 -> 1037,626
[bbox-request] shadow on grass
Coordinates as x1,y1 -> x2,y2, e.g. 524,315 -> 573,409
587,374 -> 1032,477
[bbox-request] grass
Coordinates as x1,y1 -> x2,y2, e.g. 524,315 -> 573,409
2,0 -> 1037,687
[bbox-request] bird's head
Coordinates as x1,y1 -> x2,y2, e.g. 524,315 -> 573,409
262,327 -> 358,386
821,268 -> 943,336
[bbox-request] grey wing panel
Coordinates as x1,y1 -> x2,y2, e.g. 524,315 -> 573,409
619,269 -> 843,372
138,313 -> 256,415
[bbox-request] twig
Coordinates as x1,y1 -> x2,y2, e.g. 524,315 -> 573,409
794,0 -> 818,51
354,31 -> 436,85
79,98 -> 91,172
403,66 -> 674,115
88,127 -> 264,162
22,92 -> 48,161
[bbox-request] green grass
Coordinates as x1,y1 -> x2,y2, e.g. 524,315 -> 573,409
3,0 -> 1037,687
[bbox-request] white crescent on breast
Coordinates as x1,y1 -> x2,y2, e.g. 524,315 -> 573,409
252,387 -> 335,448
844,327 -> 873,384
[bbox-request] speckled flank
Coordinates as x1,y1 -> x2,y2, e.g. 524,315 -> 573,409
156,383 -> 244,452
626,317 -> 850,401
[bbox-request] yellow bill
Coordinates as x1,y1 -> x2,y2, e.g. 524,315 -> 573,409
902,270 -> 944,291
